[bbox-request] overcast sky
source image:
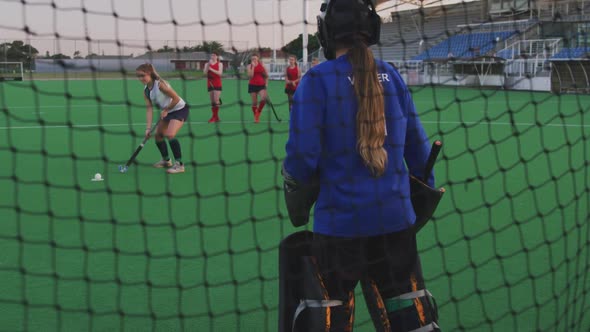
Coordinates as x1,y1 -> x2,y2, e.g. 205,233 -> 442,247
0,0 -> 470,56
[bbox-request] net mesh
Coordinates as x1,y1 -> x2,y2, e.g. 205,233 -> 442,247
1,0 -> 590,331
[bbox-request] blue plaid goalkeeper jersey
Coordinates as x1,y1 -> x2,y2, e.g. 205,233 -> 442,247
283,54 -> 434,237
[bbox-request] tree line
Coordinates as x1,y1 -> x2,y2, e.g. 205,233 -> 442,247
0,41 -> 38,70
1,34 -> 320,71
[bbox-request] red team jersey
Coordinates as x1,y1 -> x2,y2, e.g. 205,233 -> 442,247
207,62 -> 222,88
249,63 -> 267,86
285,66 -> 299,92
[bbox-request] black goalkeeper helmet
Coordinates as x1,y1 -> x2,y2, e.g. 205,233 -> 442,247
317,0 -> 381,60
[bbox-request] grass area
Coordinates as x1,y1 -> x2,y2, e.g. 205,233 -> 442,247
1,78 -> 590,331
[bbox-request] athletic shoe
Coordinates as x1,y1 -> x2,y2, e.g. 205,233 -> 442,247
208,116 -> 220,123
153,159 -> 172,168
254,111 -> 261,123
166,161 -> 185,174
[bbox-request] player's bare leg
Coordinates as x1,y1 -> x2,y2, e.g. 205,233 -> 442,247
255,90 -> 267,123
208,90 -> 221,123
251,92 -> 260,123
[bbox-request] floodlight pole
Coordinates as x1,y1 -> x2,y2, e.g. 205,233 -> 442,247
272,0 -> 276,64
258,0 -> 277,65
302,1 -> 308,65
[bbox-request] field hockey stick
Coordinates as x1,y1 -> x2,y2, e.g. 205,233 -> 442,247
265,94 -> 282,122
118,119 -> 160,173
411,140 -> 445,233
423,140 -> 442,182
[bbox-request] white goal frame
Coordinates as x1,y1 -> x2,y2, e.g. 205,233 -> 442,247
0,62 -> 24,81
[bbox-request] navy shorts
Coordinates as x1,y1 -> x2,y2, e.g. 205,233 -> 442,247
248,84 -> 266,94
163,105 -> 189,122
208,86 -> 222,92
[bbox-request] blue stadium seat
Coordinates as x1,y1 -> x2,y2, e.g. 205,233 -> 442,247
551,47 -> 590,59
413,31 -> 518,60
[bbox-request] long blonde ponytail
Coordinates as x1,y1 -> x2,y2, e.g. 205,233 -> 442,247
348,41 -> 387,177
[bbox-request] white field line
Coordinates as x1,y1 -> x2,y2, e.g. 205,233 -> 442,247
1,120 -> 590,130
6,100 -> 589,110
8,104 -> 128,109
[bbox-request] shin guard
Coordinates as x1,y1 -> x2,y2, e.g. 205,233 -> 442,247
361,279 -> 391,332
362,279 -> 440,332
384,289 -> 440,332
279,231 -> 354,332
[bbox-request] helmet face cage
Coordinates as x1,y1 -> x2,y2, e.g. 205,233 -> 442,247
317,0 -> 381,60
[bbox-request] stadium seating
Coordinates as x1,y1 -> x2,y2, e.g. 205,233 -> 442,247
373,2 -> 483,61
412,31 -> 518,60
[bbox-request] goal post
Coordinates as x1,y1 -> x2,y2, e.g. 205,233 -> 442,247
422,57 -> 506,87
450,57 -> 506,87
0,62 -> 24,81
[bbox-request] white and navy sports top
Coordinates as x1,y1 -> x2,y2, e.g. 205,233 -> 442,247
144,80 -> 186,112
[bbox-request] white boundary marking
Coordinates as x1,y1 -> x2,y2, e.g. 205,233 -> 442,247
8,104 -> 128,110
0,120 -> 589,130
6,99 -> 589,111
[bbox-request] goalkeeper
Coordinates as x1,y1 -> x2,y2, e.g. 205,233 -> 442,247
281,0 -> 440,330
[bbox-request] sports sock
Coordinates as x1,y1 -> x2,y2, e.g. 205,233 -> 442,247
168,138 -> 182,164
156,140 -> 169,160
257,100 -> 266,113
